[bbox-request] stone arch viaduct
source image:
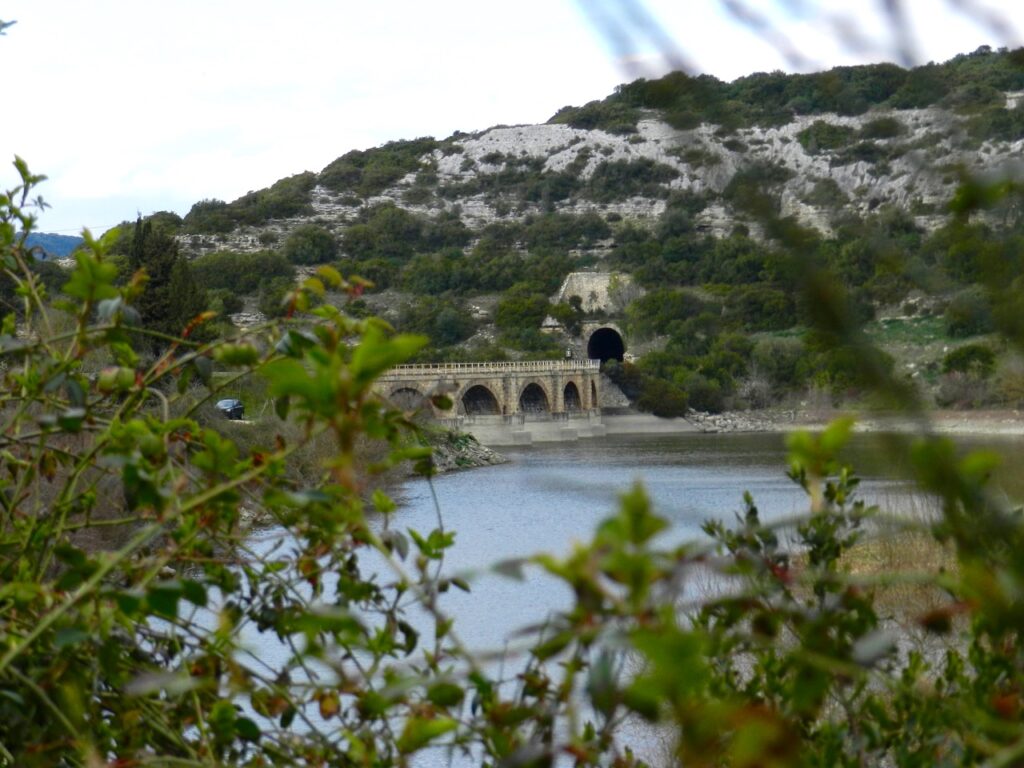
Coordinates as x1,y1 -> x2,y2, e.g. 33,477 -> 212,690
374,325 -> 627,443
375,359 -> 602,420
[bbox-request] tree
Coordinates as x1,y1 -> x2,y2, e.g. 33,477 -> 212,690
127,218 -> 207,346
283,222 -> 338,264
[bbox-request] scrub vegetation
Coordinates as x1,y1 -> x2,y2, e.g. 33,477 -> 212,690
150,48 -> 1024,416
5,151 -> 1024,766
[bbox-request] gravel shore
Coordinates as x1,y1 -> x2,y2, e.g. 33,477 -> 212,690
684,408 -> 1024,437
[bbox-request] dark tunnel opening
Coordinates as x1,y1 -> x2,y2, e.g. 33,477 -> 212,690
586,328 -> 625,364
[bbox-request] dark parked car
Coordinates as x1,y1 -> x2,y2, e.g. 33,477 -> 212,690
215,399 -> 245,420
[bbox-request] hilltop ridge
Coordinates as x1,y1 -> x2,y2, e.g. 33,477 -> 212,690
172,45 -> 1024,254
111,47 -> 1024,417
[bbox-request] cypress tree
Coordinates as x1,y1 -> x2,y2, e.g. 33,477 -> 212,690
128,218 -> 207,348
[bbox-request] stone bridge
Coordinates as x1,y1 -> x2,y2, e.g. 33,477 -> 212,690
375,359 -> 602,423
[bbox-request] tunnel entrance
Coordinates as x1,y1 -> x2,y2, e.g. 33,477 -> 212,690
564,382 -> 581,412
461,385 -> 500,415
518,383 -> 550,414
587,327 -> 625,364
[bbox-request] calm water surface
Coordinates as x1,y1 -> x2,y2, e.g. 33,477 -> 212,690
387,430 -> 1024,652
242,431 -> 1023,763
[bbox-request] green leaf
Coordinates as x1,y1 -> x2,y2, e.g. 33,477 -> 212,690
274,395 -> 290,421
192,356 -> 213,386
146,581 -> 184,619
397,716 -> 457,753
54,628 -> 89,649
181,579 -> 208,607
235,716 -> 261,742
493,558 -> 527,581
349,327 -> 426,389
264,358 -> 317,400
427,682 -> 465,708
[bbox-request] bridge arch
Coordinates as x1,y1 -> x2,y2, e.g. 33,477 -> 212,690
518,382 -> 550,414
564,381 -> 582,412
461,384 -> 501,415
587,327 -> 625,364
389,386 -> 428,412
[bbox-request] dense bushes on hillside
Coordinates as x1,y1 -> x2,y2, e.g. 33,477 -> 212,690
182,172 -> 316,233
284,223 -> 338,265
797,120 -> 858,153
319,137 -> 438,197
397,296 -> 477,348
548,47 -> 1024,134
585,158 -> 679,202
0,256 -> 66,315
190,249 -> 295,294
943,342 -> 996,376
342,204 -> 469,263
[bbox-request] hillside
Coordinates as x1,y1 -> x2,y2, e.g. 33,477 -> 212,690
175,46 -> 1024,249
131,47 -> 1024,415
25,232 -> 83,258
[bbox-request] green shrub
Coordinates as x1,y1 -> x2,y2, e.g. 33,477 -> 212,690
585,158 -> 679,202
548,99 -> 640,134
967,104 -> 1024,143
636,377 -> 689,417
942,343 -> 996,377
626,288 -> 713,340
798,120 -> 857,154
494,284 -> 552,334
398,297 -> 476,347
181,198 -> 234,233
257,275 -> 293,316
191,249 -> 295,294
344,257 -> 398,291
941,83 -> 1004,113
859,116 -> 905,139
319,137 -> 438,197
681,371 -> 724,412
183,173 -> 317,233
342,204 -> 425,262
401,249 -> 472,295
944,287 -> 994,337
804,178 -> 849,207
207,288 -> 244,316
284,223 -> 338,265
752,337 -> 809,389
723,161 -> 795,214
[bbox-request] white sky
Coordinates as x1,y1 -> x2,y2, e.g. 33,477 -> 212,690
2,0 -> 1022,234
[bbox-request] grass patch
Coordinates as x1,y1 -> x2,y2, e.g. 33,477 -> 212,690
841,528 -> 956,617
864,315 -> 947,346
840,490 -> 956,620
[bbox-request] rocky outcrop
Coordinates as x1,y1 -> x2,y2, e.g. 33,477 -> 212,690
424,430 -> 508,474
686,410 -> 800,433
552,272 -> 640,314
177,95 -> 1024,259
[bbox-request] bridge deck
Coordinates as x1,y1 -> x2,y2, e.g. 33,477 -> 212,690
380,359 -> 600,377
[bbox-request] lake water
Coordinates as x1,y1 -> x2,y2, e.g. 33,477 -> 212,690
242,430 -> 1022,763
387,430 -> 1024,653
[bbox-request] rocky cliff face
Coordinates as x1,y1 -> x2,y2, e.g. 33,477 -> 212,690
178,93 -> 1024,256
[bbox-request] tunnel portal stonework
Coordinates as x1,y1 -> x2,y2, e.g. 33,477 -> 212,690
374,359 -> 606,445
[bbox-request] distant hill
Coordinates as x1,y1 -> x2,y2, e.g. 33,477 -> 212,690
25,233 -> 83,259
130,46 -> 1024,414
171,45 -> 1024,251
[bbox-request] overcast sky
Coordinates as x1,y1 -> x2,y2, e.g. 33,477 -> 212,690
2,0 -> 1022,234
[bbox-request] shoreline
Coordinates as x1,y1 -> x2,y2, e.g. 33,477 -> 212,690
659,407 -> 1024,438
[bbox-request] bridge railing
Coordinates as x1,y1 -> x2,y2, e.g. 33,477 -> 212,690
380,359 -> 601,377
